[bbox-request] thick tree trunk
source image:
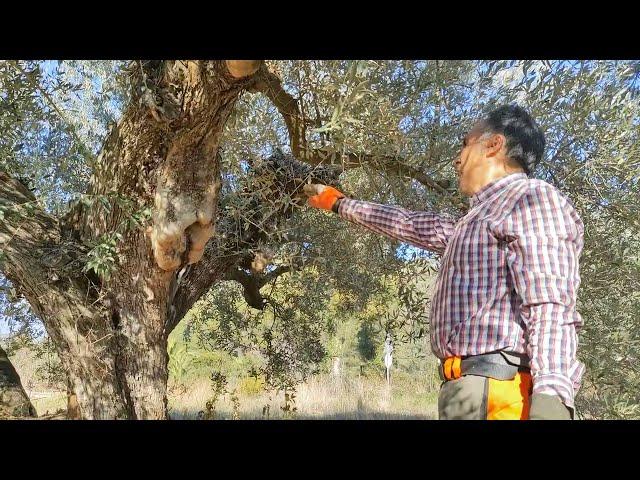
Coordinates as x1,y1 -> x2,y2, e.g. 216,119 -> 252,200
60,310 -> 170,419
108,304 -> 170,419
0,344 -> 37,418
66,376 -> 80,419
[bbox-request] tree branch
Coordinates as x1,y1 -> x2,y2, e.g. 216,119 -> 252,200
249,67 -> 307,157
223,264 -> 295,311
0,170 -> 113,367
260,265 -> 292,287
226,61 -> 262,79
170,150 -> 340,325
223,267 -> 267,310
250,66 -> 452,197
2,171 -> 65,273
0,171 -> 95,306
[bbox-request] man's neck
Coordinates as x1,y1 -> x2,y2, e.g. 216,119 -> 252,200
467,165 -> 525,197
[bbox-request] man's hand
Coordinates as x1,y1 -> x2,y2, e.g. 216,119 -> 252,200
303,184 -> 345,212
529,393 -> 573,420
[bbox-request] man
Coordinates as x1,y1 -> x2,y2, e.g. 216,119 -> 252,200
303,104 -> 584,420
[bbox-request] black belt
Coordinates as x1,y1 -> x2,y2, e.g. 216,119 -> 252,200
439,351 -> 530,382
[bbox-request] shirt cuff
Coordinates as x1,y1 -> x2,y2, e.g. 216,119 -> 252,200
333,197 -> 350,215
532,373 -> 575,410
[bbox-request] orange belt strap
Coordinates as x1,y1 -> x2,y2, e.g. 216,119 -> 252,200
443,356 -> 463,380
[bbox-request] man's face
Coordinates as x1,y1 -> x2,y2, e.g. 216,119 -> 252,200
453,121 -> 489,196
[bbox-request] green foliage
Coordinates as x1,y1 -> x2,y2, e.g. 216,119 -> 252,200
31,336 -> 66,389
3,333 -> 66,390
167,336 -> 195,386
82,232 -> 121,281
1,60 -> 127,212
182,257 -> 333,391
72,192 -> 152,280
356,320 -> 377,362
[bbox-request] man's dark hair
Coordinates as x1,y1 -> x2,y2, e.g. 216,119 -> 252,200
481,104 -> 545,175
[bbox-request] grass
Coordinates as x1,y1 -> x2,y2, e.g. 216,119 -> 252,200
168,371 -> 439,420
7,359 -> 440,420
6,344 -> 441,420
29,391 -> 66,417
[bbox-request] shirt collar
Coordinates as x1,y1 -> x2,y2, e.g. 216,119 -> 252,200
469,173 -> 528,208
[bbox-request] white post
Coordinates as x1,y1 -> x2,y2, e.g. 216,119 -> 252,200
332,356 -> 341,377
383,334 -> 393,386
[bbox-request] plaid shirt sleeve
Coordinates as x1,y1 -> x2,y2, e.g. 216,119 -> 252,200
336,198 -> 456,255
497,183 -> 585,409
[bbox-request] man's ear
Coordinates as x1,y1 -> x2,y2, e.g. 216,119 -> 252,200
484,133 -> 505,158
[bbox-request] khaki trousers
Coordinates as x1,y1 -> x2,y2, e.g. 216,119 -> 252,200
438,372 -> 532,420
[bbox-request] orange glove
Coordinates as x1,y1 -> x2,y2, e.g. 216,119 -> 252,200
303,184 -> 345,212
